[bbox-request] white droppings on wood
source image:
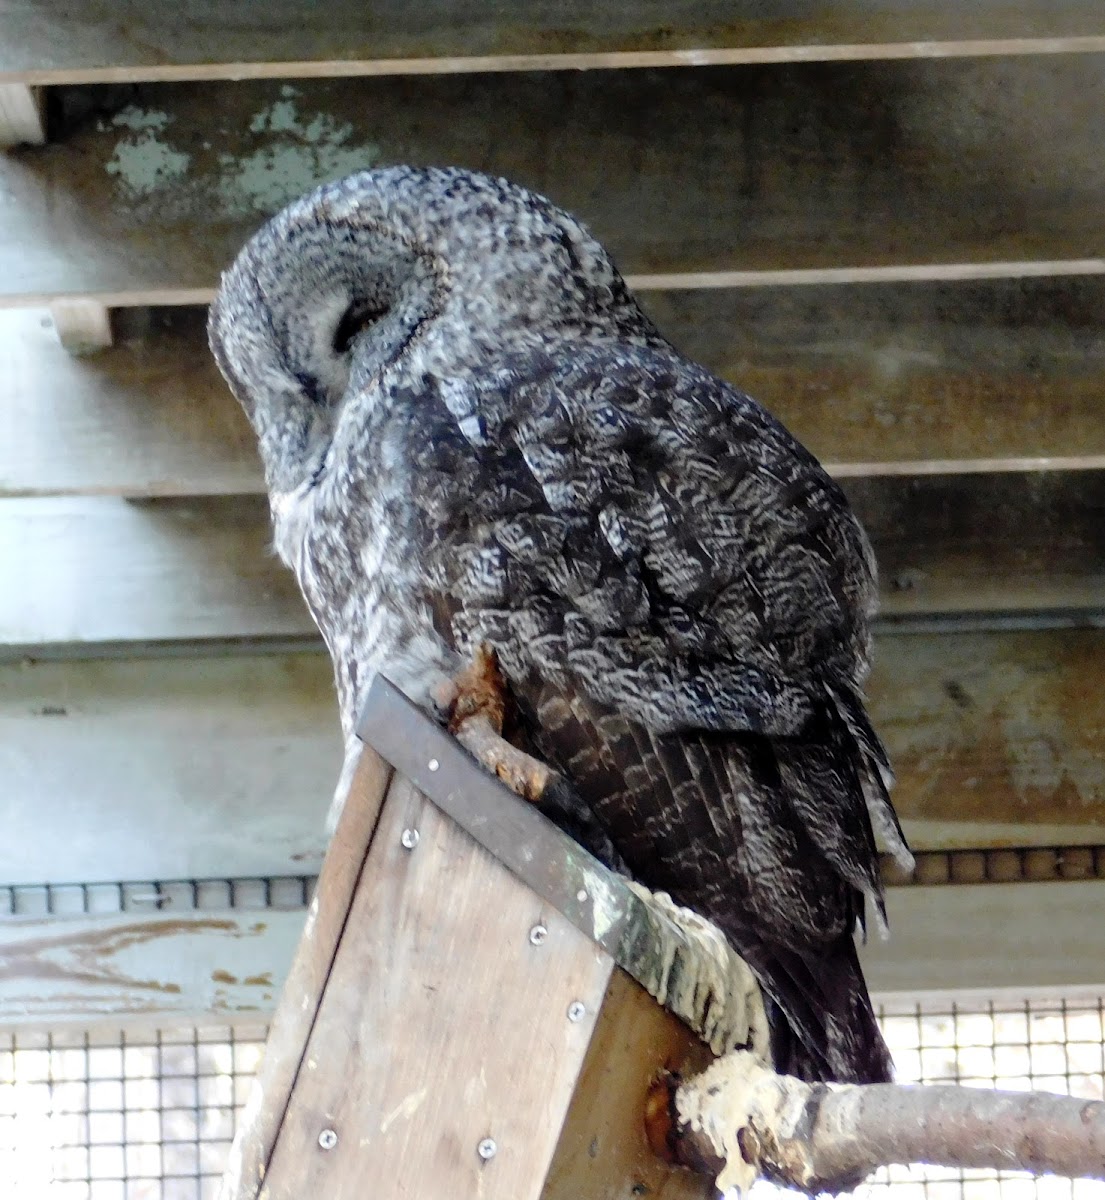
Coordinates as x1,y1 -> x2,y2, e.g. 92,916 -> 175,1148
627,883 -> 770,1060
675,1051 -> 809,1195
581,864 -> 623,943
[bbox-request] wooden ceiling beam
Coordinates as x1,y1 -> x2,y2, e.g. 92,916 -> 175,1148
2,472 -> 1102,650
3,2 -> 1105,84
7,277 -> 1105,498
3,629 -> 1105,884
4,61 -> 1105,303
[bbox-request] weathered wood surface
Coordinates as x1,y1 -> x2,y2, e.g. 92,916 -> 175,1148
0,908 -> 304,1028
4,629 -> 1105,886
9,279 -> 1105,497
242,778 -> 612,1200
4,878 -> 1104,1029
863,881 -> 1105,997
3,472 -> 1101,648
870,630 -> 1105,852
0,652 -> 341,885
1,307 -> 262,496
222,744 -> 391,1200
0,82 -> 44,145
6,59 -> 1105,304
542,970 -> 715,1200
4,2 -> 1105,83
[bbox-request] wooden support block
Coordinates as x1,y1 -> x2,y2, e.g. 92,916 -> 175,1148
221,680 -> 728,1199
48,298 -> 113,354
0,83 -> 44,146
542,970 -> 714,1200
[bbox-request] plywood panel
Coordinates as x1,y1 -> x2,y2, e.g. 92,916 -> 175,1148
9,278 -> 1105,498
5,59 -> 1105,303
3,2 -> 1104,84
255,780 -> 612,1199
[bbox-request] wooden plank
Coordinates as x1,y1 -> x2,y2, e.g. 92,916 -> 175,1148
0,82 -> 44,145
3,2 -> 1105,84
0,496 -> 308,647
872,630 -> 1105,853
862,881 -> 1105,998
541,970 -> 714,1200
4,629 -> 1105,887
644,277 -> 1105,477
222,744 -> 391,1200
6,59 -> 1105,304
4,881 -> 1104,1036
10,277 -> 1105,498
0,908 -> 303,1029
0,307 -> 262,497
250,778 -> 613,1200
0,652 -> 342,886
3,471 -> 1102,649
48,298 -> 113,354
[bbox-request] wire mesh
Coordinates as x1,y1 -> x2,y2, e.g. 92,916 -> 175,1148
0,1024 -> 267,1200
2,999 -> 1103,1198
854,998 -> 1105,1200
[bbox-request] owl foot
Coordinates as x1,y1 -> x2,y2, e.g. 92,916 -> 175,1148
441,644 -> 561,804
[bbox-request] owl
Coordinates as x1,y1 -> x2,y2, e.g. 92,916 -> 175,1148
209,166 -> 912,1084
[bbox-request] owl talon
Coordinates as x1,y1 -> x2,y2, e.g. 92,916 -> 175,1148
447,645 -> 559,804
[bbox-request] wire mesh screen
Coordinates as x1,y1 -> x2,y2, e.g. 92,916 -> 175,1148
0,1024 -> 266,1200
1,1001 -> 1103,1198
854,999 -> 1105,1200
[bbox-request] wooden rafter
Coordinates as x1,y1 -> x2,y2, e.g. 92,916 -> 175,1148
5,60 -> 1105,304
2,2 -> 1105,84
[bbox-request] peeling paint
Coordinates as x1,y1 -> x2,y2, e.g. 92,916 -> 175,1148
217,90 -> 381,217
105,108 -> 191,197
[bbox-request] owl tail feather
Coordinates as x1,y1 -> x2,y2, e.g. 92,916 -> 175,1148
740,934 -> 895,1085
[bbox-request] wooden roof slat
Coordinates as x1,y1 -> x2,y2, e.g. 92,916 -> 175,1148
8,278 -> 1105,498
5,60 -> 1105,304
1,473 -> 1102,650
3,2 -> 1105,83
3,631 -> 1105,885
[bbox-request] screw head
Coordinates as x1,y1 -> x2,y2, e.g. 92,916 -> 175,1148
529,923 -> 548,946
318,1128 -> 338,1150
567,1000 -> 586,1023
428,758 -> 440,772
400,828 -> 420,850
477,1137 -> 498,1161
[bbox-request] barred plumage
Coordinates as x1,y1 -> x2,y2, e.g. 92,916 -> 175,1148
209,165 -> 913,1084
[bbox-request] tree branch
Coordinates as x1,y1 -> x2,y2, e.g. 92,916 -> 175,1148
648,1051 -> 1105,1195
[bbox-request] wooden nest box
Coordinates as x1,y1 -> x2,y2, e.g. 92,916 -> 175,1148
220,677 -> 764,1200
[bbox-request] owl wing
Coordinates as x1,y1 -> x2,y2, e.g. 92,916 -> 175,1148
404,340 -> 909,1081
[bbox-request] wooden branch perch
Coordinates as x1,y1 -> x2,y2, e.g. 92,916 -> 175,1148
649,1051 -> 1105,1195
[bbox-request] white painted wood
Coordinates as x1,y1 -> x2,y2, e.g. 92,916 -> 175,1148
863,881 -> 1105,999
0,908 -> 304,1029
0,653 -> 340,885
0,495 -> 309,647
0,83 -> 44,146
48,298 -> 113,354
